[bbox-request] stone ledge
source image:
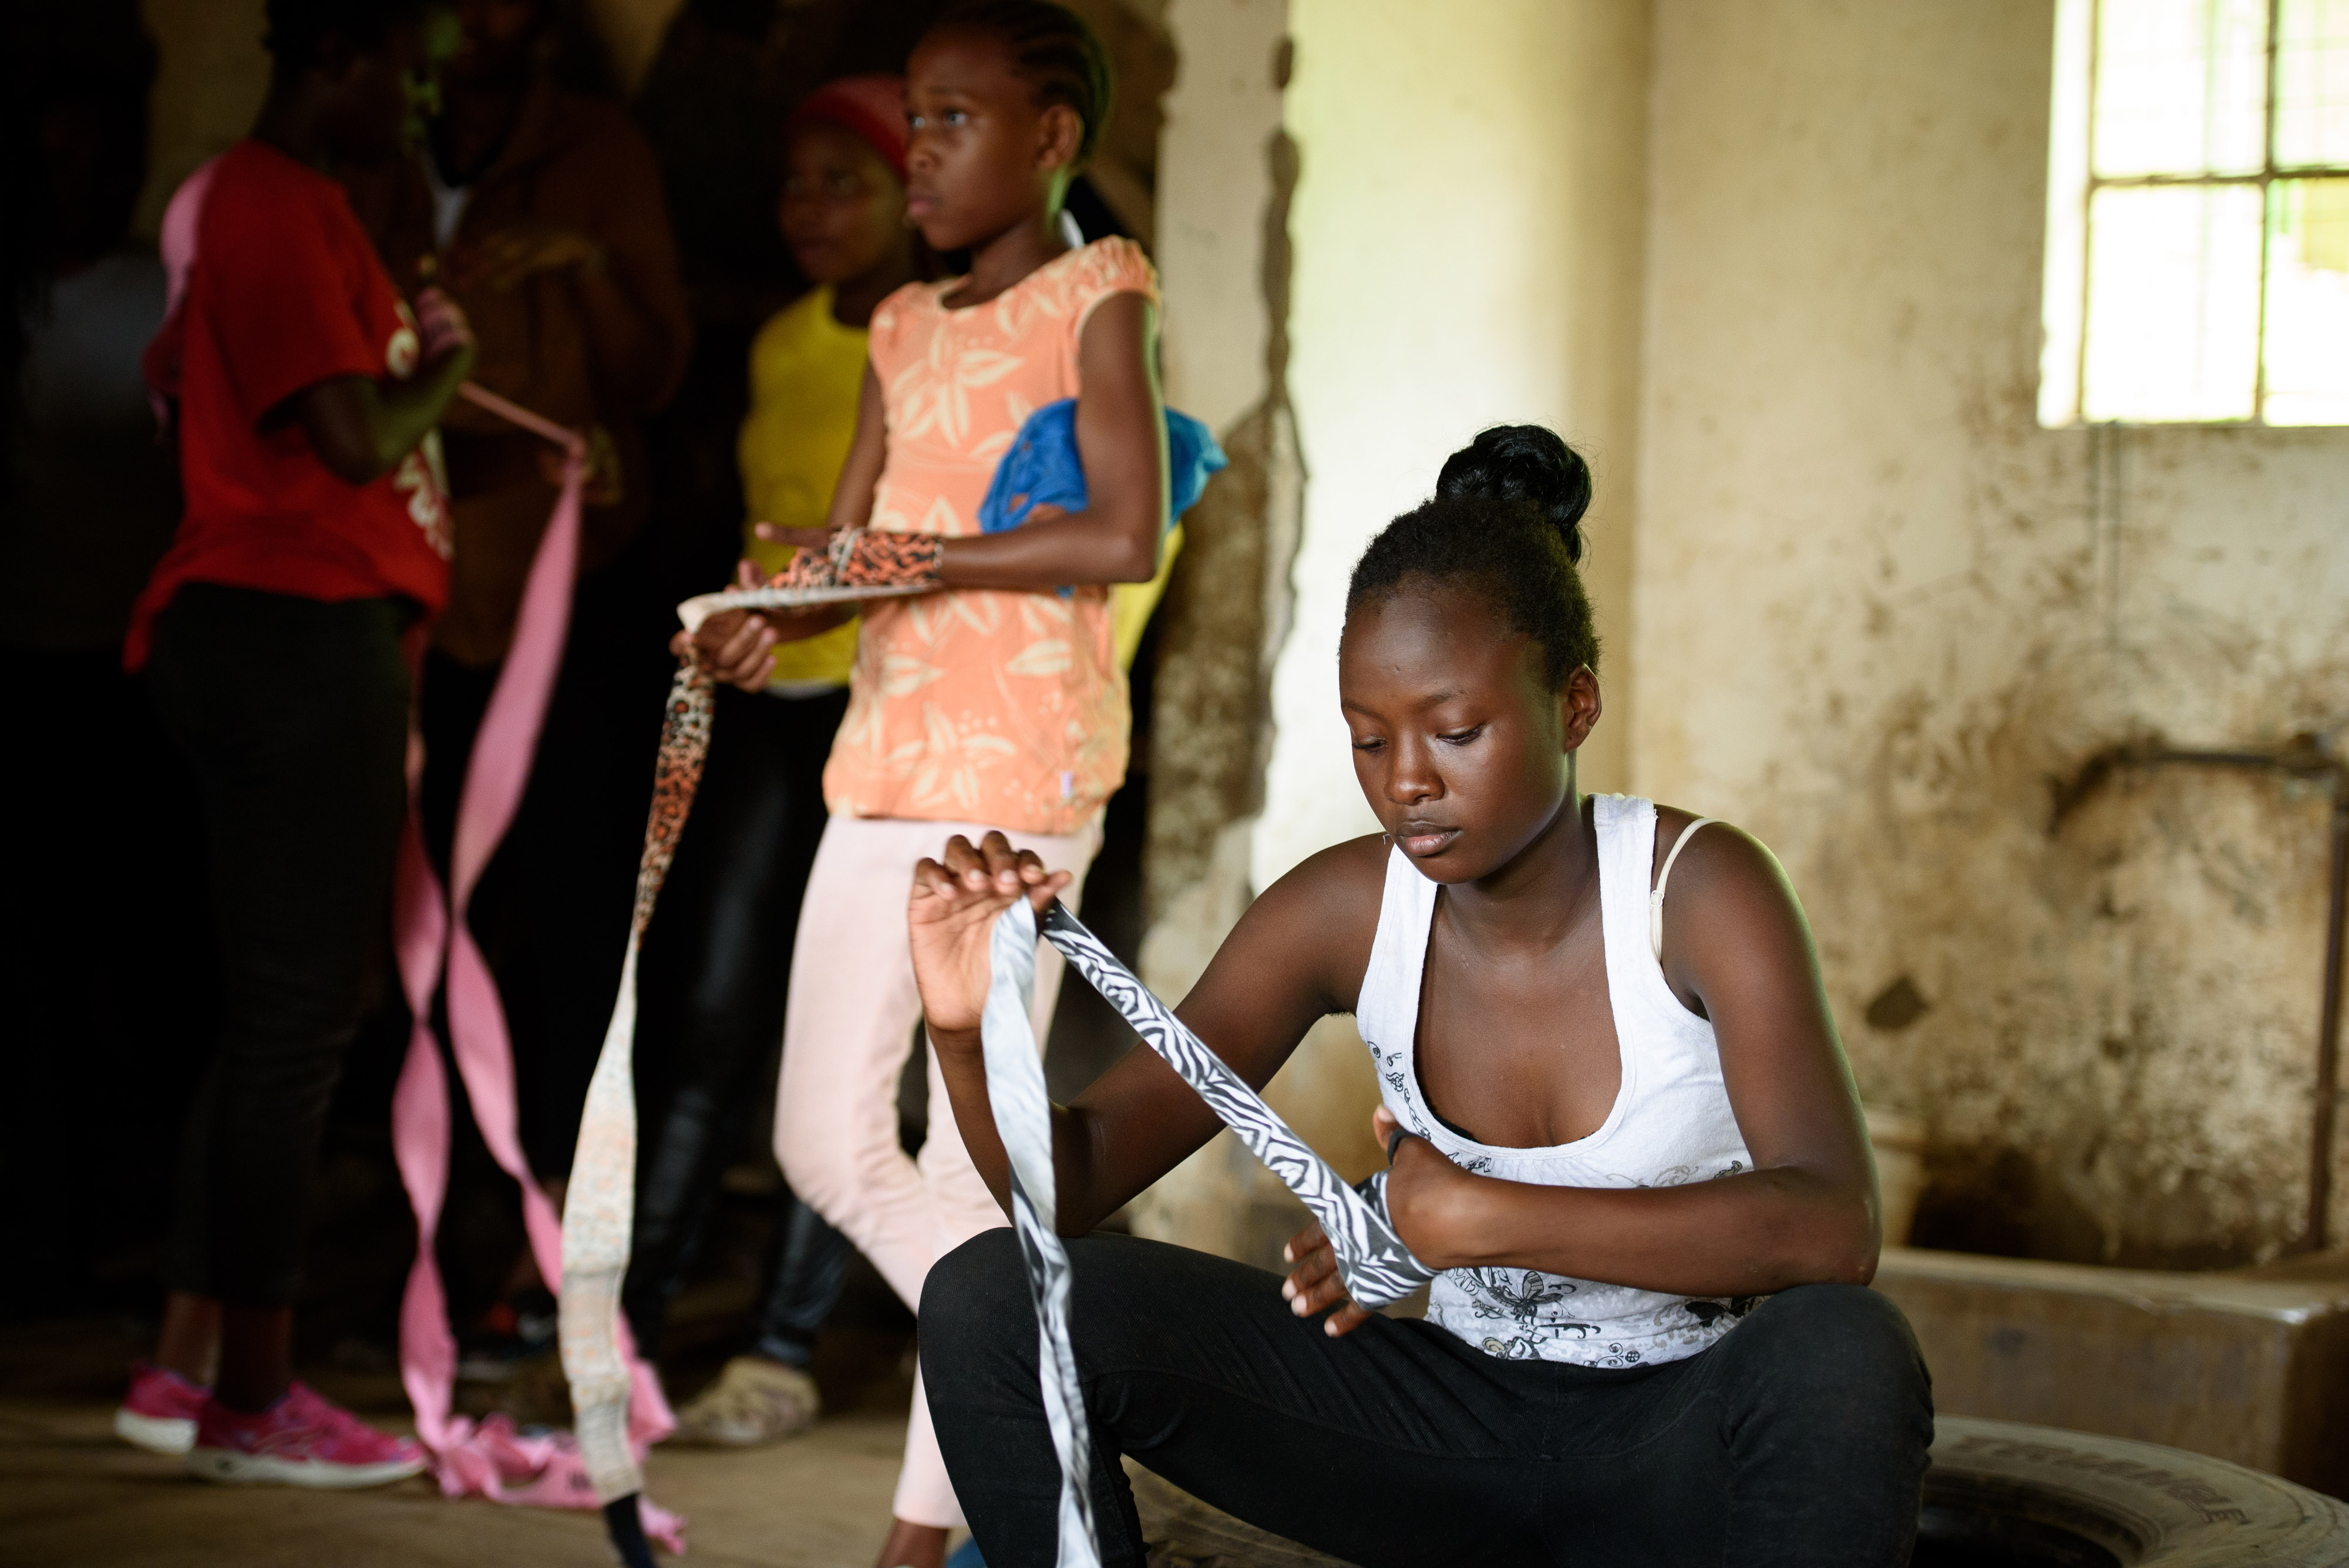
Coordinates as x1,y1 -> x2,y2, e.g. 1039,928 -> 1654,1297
1875,1245 -> 2349,1499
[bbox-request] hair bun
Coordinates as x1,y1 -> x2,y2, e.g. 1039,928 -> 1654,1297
1434,425 -> 1593,563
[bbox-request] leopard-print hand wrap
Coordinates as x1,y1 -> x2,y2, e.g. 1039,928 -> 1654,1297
770,529 -> 944,591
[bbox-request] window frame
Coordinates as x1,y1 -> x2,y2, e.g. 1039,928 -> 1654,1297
2040,0 -> 2349,427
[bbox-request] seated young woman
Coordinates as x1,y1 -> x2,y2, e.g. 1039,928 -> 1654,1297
903,425 -> 1933,1568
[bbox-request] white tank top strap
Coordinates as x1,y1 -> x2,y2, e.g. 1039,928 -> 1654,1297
1648,816 -> 1717,961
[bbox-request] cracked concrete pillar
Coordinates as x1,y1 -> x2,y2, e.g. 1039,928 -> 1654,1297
1129,0 -> 1320,1265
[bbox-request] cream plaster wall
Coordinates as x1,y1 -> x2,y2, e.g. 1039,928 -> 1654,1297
1155,0 -> 1284,436
1636,1 -> 2349,1264
1254,0 -> 1650,894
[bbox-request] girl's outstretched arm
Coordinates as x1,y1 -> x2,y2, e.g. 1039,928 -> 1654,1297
913,830 -> 1385,1235
765,294 -> 1169,590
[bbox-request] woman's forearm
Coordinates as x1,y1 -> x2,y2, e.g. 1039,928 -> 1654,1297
1399,1156 -> 1879,1298
936,506 -> 1160,589
930,1027 -> 1016,1216
930,1024 -> 1128,1234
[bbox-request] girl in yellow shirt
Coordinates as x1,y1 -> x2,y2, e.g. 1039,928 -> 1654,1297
628,74 -> 918,1450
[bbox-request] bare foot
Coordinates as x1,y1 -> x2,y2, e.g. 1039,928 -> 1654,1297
874,1517 -> 949,1568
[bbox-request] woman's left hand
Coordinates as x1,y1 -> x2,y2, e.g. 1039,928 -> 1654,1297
1373,1104 -> 1472,1270
1281,1222 -> 1372,1339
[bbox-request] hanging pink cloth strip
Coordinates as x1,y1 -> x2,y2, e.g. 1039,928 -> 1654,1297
149,157 -> 219,427
154,160 -> 678,1547
387,387 -> 681,1550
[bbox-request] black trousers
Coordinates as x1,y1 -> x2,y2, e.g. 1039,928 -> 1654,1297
624,683 -> 853,1366
150,585 -> 412,1308
923,1231 -> 1934,1568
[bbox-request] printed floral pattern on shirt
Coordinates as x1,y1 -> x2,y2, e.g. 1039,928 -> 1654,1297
824,239 -> 1159,835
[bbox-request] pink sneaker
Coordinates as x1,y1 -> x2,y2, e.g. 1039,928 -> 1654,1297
185,1382 -> 427,1489
115,1362 -> 210,1455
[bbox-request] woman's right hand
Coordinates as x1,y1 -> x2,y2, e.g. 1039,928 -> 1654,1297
910,832 -> 1073,1047
667,559 -> 779,691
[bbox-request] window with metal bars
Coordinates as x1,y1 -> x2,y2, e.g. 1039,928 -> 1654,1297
2040,0 -> 2349,425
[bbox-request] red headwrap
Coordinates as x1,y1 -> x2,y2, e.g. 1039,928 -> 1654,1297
786,74 -> 908,183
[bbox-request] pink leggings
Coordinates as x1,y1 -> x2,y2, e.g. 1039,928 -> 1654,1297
773,813 -> 1099,1527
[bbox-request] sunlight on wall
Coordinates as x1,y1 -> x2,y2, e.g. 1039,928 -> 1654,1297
1254,0 -> 1650,891
1643,0 -> 2349,1262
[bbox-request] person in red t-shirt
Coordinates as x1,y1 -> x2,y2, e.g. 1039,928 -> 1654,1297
112,0 -> 476,1490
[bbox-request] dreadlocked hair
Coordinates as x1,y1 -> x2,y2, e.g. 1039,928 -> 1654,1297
933,0 -> 1113,167
1346,425 -> 1600,689
264,0 -> 428,76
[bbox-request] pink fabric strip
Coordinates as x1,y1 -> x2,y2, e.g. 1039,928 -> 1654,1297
456,381 -> 581,452
387,409 -> 681,1548
150,157 -> 219,427
157,160 -> 215,325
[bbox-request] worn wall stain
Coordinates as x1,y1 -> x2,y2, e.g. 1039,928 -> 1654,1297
1639,1 -> 2349,1267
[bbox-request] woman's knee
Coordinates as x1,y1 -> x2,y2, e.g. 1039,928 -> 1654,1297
772,1094 -> 879,1218
773,1127 -> 844,1218
918,1229 -> 1031,1385
1724,1283 -> 1931,1425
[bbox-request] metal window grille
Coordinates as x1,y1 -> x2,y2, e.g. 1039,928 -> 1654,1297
2042,0 -> 2349,426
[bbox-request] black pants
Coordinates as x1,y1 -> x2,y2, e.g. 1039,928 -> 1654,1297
923,1231 -> 1934,1567
150,585 -> 412,1307
624,683 -> 853,1366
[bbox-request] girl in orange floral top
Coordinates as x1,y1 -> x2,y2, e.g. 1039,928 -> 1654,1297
678,5 -> 1166,1563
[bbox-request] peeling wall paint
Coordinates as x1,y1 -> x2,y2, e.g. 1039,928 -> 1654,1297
1127,0 -> 1307,1263
1636,0 -> 2349,1265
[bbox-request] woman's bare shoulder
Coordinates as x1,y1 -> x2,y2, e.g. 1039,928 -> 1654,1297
1224,833 -> 1391,1006
1648,805 -> 1820,1012
1261,830 -> 1392,904
1650,805 -> 1792,899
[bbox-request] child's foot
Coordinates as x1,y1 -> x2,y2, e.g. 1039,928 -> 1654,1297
115,1362 -> 209,1455
875,1517 -> 950,1568
672,1354 -> 822,1446
185,1382 -> 426,1488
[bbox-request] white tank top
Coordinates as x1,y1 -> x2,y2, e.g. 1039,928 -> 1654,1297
1356,793 -> 1759,1367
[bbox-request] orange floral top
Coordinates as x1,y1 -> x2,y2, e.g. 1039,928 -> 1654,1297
823,238 -> 1158,835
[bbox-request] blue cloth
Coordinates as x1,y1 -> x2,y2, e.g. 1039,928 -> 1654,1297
977,399 -> 1227,536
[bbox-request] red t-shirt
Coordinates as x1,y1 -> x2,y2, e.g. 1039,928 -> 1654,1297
126,140 -> 452,669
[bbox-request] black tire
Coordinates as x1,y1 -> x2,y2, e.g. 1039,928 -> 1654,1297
1921,1415 -> 2349,1566
1128,1416 -> 2349,1566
